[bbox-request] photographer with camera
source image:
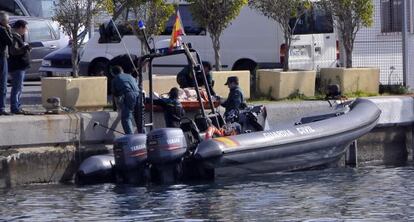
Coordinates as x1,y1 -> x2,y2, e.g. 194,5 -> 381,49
8,19 -> 31,114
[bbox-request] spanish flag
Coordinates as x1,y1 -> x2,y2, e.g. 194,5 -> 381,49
169,10 -> 186,52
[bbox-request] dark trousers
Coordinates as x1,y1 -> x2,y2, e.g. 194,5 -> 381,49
0,56 -> 7,111
120,92 -> 141,134
10,69 -> 25,113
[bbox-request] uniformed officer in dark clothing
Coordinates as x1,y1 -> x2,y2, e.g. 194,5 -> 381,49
177,61 -> 216,95
111,65 -> 141,134
152,87 -> 185,128
220,76 -> 246,120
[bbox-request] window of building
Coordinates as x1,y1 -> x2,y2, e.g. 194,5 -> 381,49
381,0 -> 403,33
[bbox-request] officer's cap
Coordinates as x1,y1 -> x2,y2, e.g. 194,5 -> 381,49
224,76 -> 239,85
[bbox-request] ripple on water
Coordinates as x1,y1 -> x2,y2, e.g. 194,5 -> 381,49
1,166 -> 414,221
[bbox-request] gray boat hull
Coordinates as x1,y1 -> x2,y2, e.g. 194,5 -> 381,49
194,98 -> 381,177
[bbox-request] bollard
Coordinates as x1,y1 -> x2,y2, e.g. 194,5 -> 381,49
345,140 -> 358,167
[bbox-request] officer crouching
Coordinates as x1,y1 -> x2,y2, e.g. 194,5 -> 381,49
111,65 -> 141,134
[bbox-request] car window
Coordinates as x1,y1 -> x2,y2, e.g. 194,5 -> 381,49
27,20 -> 54,42
98,22 -> 133,44
161,5 -> 206,36
0,0 -> 25,16
50,21 -> 61,39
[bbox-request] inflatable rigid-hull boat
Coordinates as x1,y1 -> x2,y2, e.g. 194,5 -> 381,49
75,99 -> 380,184
193,98 -> 381,177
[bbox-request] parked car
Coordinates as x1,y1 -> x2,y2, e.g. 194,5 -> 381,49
9,16 -> 69,80
39,31 -> 90,77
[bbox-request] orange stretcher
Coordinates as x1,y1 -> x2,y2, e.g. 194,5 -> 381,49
146,88 -> 220,111
145,100 -> 220,112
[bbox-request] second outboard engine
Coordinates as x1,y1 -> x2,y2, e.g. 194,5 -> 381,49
239,105 -> 269,132
147,128 -> 188,184
113,134 -> 148,184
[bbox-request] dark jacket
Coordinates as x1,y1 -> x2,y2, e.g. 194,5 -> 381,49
8,32 -> 30,72
111,73 -> 140,97
0,25 -> 13,58
152,98 -> 185,128
177,65 -> 216,95
112,73 -> 140,111
222,86 -> 246,114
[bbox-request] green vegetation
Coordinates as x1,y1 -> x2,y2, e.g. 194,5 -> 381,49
53,0 -> 104,77
322,0 -> 374,68
187,0 -> 247,71
104,0 -> 174,54
379,84 -> 410,95
249,0 -> 311,71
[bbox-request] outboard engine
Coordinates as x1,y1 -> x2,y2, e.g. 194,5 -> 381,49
75,154 -> 116,185
239,105 -> 269,132
147,128 -> 188,184
113,134 -> 148,184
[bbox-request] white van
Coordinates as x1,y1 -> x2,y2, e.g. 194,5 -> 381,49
79,2 -> 337,87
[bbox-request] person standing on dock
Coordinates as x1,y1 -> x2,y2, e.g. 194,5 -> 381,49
8,20 -> 31,114
0,11 -> 13,115
111,65 -> 141,134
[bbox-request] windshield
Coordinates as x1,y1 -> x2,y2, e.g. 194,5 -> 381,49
0,0 -> 26,16
161,5 -> 206,36
290,3 -> 334,35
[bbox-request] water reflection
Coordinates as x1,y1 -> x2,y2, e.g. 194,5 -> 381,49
1,166 -> 414,221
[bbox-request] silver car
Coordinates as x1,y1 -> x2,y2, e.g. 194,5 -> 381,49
9,16 -> 69,80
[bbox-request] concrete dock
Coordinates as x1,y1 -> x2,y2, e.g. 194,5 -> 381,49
1,96 -> 413,188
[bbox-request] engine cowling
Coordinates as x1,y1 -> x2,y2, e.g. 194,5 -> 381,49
113,134 -> 147,171
147,128 -> 187,164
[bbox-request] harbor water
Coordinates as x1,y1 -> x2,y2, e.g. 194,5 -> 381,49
1,165 -> 414,221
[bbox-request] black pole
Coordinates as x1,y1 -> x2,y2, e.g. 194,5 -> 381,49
148,57 -> 154,131
93,122 -> 125,135
194,51 -> 216,115
137,57 -> 146,133
183,44 -> 207,119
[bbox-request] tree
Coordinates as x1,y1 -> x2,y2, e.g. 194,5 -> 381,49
322,0 -> 373,68
104,0 -> 174,54
53,0 -> 103,77
249,0 -> 310,71
187,0 -> 247,71
130,0 -> 174,41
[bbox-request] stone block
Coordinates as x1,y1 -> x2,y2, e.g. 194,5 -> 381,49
211,70 -> 250,99
320,67 -> 380,94
41,77 -> 107,111
257,69 -> 316,99
143,75 -> 179,95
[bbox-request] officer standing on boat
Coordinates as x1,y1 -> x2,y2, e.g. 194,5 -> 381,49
111,65 -> 141,134
220,76 -> 247,120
